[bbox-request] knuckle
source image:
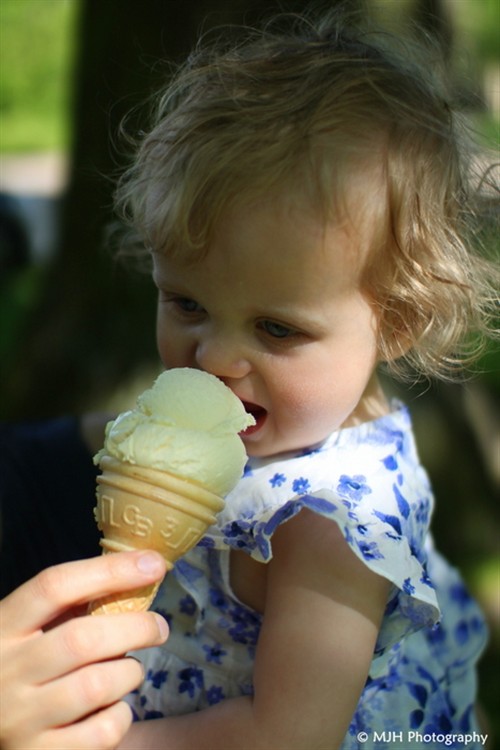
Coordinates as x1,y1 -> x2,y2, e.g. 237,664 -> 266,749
62,621 -> 95,661
78,667 -> 110,708
33,565 -> 69,605
91,702 -> 132,749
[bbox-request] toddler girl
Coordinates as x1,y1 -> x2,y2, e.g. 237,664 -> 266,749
113,10 -> 497,749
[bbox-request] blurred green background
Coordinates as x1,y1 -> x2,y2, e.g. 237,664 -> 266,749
1,0 -> 498,742
0,0 -> 77,152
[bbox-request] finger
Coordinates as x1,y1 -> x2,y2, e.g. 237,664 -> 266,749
30,700 -> 133,750
1,551 -> 167,635
0,657 -> 142,742
38,656 -> 144,730
16,610 -> 167,685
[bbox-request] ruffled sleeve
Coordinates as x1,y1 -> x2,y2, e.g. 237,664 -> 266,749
201,405 -> 441,654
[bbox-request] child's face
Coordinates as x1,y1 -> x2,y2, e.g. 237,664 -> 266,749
153,194 -> 382,457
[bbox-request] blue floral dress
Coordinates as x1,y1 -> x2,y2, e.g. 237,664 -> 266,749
126,404 -> 488,749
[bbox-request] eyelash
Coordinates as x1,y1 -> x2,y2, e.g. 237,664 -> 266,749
172,297 -> 205,314
257,320 -> 298,340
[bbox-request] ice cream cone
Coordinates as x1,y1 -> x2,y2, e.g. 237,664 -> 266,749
89,455 -> 224,615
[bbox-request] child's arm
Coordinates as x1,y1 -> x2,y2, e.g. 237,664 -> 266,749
120,509 -> 391,750
0,551 -> 168,750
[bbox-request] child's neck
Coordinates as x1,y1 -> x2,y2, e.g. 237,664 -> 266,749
340,372 -> 390,429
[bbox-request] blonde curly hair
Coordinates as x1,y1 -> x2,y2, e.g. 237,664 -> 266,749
115,9 -> 499,380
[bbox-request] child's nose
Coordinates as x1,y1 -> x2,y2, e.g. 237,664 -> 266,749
195,331 -> 251,380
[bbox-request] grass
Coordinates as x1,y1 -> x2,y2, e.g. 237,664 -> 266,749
0,0 -> 80,153
0,110 -> 71,153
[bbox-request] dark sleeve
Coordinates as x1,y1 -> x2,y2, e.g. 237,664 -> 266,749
0,417 -> 101,597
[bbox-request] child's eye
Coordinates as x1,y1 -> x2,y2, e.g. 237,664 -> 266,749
173,297 -> 205,314
259,320 -> 296,339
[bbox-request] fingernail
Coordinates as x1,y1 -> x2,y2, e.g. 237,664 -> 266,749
154,613 -> 169,641
128,655 -> 145,681
136,551 -> 164,576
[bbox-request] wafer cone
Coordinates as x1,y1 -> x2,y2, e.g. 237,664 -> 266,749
89,455 -> 224,615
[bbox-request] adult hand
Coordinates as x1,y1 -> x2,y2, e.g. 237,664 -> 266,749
0,551 -> 168,750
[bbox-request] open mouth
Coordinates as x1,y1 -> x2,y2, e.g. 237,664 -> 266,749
241,401 -> 267,435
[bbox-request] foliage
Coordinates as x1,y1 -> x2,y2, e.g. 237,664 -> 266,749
0,0 -> 80,152
453,0 -> 500,62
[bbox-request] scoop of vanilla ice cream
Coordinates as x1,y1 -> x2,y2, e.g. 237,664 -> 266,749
94,368 -> 255,496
